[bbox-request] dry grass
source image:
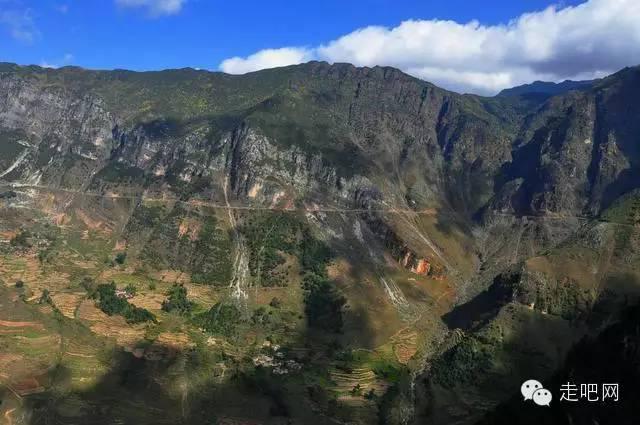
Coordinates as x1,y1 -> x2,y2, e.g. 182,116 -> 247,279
526,255 -> 598,290
50,292 -> 85,318
155,331 -> 194,349
389,328 -> 419,364
178,218 -> 201,241
341,276 -> 405,348
0,230 -> 17,242
129,292 -> 165,311
0,320 -> 45,330
77,300 -> 146,348
0,254 -> 71,294
75,209 -> 113,234
150,269 -> 191,284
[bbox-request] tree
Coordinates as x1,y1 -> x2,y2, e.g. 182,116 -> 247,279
302,272 -> 346,333
269,297 -> 282,309
350,384 -> 362,396
95,282 -> 156,324
161,283 -> 193,315
124,283 -> 137,297
39,289 -> 52,305
10,230 -> 31,248
195,303 -> 242,337
114,252 -> 127,265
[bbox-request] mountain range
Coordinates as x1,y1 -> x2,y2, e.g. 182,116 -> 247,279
0,61 -> 639,425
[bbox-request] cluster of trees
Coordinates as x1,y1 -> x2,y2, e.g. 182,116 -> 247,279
302,272 -> 346,333
161,283 -> 193,315
126,203 -> 232,286
94,282 -> 156,324
124,283 -> 137,297
104,252 -> 127,268
39,288 -> 53,305
241,213 -> 346,333
240,213 -> 299,287
190,215 -> 232,285
194,302 -> 242,337
298,231 -> 346,333
153,283 -> 245,337
10,229 -> 31,249
115,252 -> 127,265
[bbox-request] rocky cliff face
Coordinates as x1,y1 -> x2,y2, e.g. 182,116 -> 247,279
0,73 -> 118,187
4,62 -> 639,221
494,67 -> 640,216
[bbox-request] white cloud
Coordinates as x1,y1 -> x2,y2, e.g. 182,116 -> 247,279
40,53 -> 75,69
0,8 -> 39,43
217,0 -> 640,95
115,0 -> 186,17
220,47 -> 314,75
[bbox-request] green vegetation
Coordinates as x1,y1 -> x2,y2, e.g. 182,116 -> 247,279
94,282 -> 156,324
114,252 -> 127,265
80,276 -> 97,294
161,283 -> 193,316
601,190 -> 640,225
2,58 -> 640,425
129,204 -> 232,286
124,283 -> 137,297
297,229 -> 346,333
39,289 -> 53,305
30,226 -> 62,264
534,278 -> 591,319
190,214 -> 233,285
194,302 -> 242,337
0,190 -> 17,199
163,159 -> 212,198
431,336 -> 493,388
10,229 -> 31,248
240,212 -> 346,332
132,204 -> 167,229
364,389 -> 377,400
135,204 -> 184,269
93,162 -> 145,184
302,271 -> 346,333
269,297 -> 282,308
350,384 -> 363,396
241,212 -> 300,287
299,229 -> 332,274
0,129 -> 28,169
251,306 -> 279,328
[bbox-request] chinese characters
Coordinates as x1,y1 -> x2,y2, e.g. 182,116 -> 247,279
559,383 -> 619,402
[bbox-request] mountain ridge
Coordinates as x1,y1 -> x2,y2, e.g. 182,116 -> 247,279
3,59 -> 634,98
497,79 -> 596,98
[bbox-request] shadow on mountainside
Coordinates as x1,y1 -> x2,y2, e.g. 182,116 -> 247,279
414,266 -> 640,425
19,330 -> 349,425
476,301 -> 640,425
441,268 -> 521,331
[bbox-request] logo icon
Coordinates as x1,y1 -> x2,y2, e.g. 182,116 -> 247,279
521,379 -> 552,406
532,388 -> 552,406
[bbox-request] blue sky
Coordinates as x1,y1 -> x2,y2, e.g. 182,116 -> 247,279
2,0 -> 639,94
